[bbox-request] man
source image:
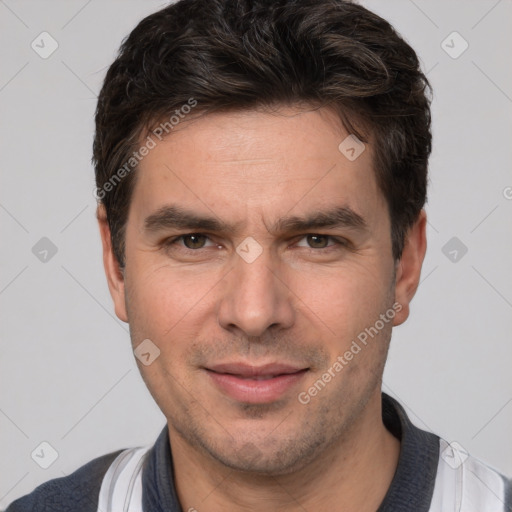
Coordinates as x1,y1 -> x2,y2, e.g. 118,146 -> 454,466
6,0 -> 511,510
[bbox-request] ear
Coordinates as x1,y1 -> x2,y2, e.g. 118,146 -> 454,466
393,210 -> 427,326
97,205 -> 128,323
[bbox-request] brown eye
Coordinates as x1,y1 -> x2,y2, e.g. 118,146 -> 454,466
306,235 -> 330,248
182,234 -> 208,249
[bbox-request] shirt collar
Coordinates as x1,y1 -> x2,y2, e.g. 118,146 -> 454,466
377,393 -> 439,511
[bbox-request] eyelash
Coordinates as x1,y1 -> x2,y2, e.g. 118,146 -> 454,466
162,233 -> 349,253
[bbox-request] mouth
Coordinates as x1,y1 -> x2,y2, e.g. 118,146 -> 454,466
204,363 -> 309,404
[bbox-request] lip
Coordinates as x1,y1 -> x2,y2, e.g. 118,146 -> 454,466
204,362 -> 308,404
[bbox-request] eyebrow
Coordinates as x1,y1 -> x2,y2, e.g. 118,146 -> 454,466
144,206 -> 237,233
271,207 -> 367,233
143,205 -> 367,235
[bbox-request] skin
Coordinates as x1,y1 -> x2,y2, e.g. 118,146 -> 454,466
98,106 -> 427,511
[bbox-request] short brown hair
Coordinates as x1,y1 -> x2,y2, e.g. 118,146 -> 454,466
93,0 -> 432,268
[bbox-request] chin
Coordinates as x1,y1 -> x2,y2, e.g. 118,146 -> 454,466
196,431 -> 328,476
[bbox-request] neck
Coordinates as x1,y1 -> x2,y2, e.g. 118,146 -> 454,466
169,391 -> 400,512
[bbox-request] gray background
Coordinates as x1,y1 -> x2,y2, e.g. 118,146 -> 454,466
1,0 -> 511,507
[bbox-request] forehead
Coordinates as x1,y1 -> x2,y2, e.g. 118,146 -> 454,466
130,106 -> 386,230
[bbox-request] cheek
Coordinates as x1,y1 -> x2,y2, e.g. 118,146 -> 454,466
124,261 -> 221,357
129,260 -> 202,310
292,265 -> 389,335
123,268 -> 173,347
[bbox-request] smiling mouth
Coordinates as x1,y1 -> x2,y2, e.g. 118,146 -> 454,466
223,374 -> 297,381
204,363 -> 309,403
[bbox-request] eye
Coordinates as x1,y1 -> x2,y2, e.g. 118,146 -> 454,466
183,234 -> 208,249
164,233 -> 217,250
296,234 -> 340,249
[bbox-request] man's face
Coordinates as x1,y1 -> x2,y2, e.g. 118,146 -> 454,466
102,107 -> 418,474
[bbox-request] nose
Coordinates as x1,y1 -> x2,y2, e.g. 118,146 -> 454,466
217,248 -> 295,338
